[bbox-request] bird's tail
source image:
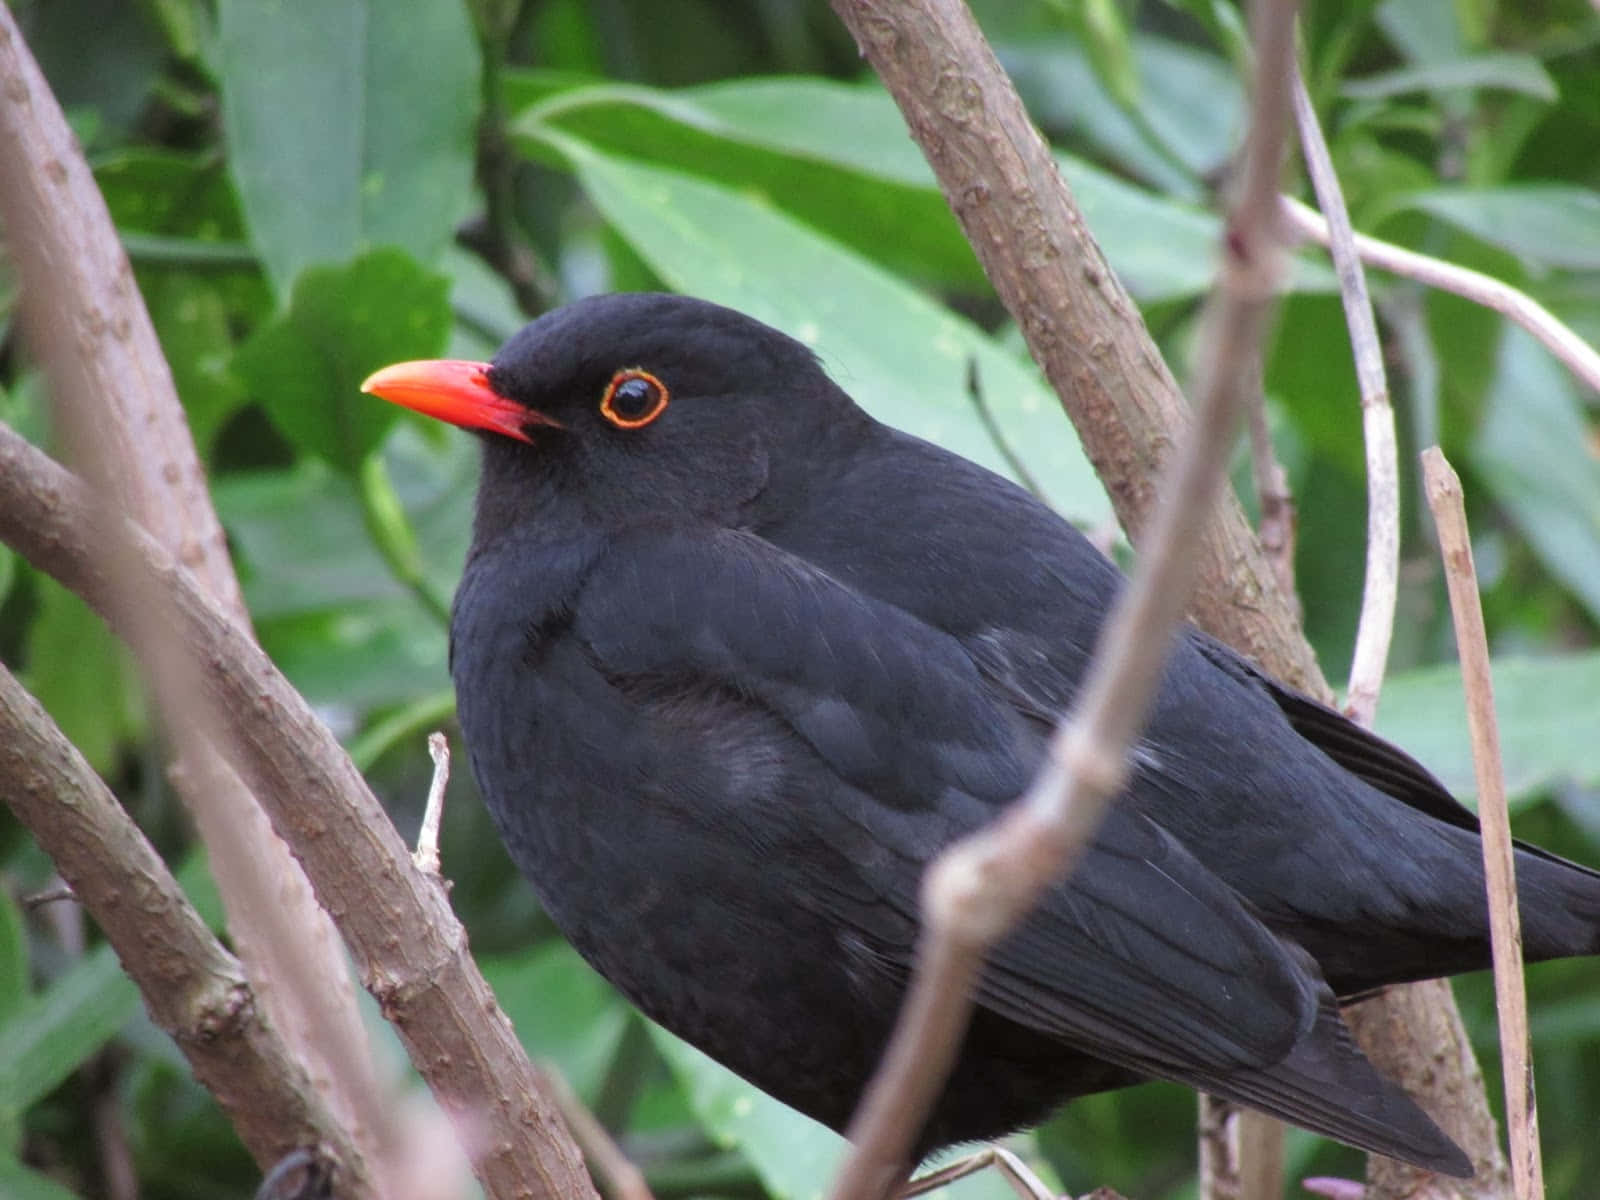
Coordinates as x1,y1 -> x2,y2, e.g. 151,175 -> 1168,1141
1514,838 -> 1600,964
1180,991 -> 1473,1177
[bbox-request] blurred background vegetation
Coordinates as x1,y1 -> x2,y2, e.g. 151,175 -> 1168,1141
2,0 -> 1598,1197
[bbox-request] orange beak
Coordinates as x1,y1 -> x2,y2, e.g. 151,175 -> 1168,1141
360,360 -> 561,443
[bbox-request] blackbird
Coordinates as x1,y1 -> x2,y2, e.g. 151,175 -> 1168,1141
364,292 -> 1600,1178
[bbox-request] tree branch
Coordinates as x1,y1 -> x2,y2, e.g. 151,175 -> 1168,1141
1280,195 -> 1600,396
0,661 -> 348,1180
0,423 -> 599,1200
0,11 -> 385,1181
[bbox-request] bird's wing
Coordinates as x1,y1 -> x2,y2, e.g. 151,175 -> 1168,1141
573,525 -> 1321,1074
1184,630 -> 1483,828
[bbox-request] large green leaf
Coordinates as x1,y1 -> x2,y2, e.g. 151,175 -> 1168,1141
1004,33 -> 1243,191
1341,53 -> 1557,101
1394,186 -> 1600,271
516,75 -> 1327,305
232,248 -> 453,472
511,76 -> 986,292
529,133 -> 1111,523
216,0 -> 479,296
1470,326 -> 1600,623
0,946 -> 139,1115
1376,652 -> 1600,804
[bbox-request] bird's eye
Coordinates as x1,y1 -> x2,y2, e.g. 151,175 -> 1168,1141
600,369 -> 669,429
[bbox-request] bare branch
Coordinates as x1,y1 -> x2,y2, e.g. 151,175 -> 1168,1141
1422,449 -> 1543,1200
822,1 -> 1301,1194
1290,67 -> 1398,728
1287,61 -> 1510,1200
0,422 -> 599,1200
1281,196 -> 1600,396
0,661 -> 351,1177
541,1063 -> 656,1200
0,9 -> 384,1175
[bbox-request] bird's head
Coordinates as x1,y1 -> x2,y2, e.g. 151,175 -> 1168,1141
362,292 -> 860,537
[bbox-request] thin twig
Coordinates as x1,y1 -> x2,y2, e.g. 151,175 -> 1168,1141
1281,195 -> 1600,396
1291,66 -> 1398,728
967,360 -> 1047,501
900,1145 -> 1052,1200
1291,58 -> 1513,1200
1199,1098 -> 1283,1200
415,732 -> 451,876
1422,448 -> 1543,1200
823,2 -> 1300,1194
540,1063 -> 656,1200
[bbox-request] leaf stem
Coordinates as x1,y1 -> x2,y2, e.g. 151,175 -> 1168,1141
356,453 -> 453,627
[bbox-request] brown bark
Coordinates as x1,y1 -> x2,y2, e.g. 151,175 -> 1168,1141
0,421 -> 599,1200
0,9 -> 385,1185
0,662 -> 346,1177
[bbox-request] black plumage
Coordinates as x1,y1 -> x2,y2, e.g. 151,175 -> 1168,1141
364,292 -> 1600,1178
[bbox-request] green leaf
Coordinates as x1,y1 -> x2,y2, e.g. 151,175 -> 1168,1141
1470,326 -> 1600,622
514,75 -> 1329,304
649,1027 -> 845,1200
0,945 -> 139,1114
482,942 -> 628,1102
143,273 -> 250,453
0,890 -> 26,1030
1002,34 -> 1239,196
651,1028 -> 1028,1200
95,148 -> 245,241
218,424 -> 472,617
514,76 -> 985,292
1376,651 -> 1600,804
1341,53 -> 1556,101
1394,186 -> 1600,271
214,425 -> 469,706
531,134 -> 1111,523
233,249 -> 453,472
216,0 -> 480,296
1073,0 -> 1140,110
25,0 -> 165,147
0,1155 -> 84,1200
22,578 -> 141,776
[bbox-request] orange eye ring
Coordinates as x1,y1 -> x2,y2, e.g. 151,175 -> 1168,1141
600,369 -> 669,429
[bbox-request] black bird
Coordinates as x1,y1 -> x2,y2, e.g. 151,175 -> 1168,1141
364,292 -> 1600,1178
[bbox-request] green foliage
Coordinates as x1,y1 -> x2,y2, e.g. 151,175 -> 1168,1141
4,0 -> 1599,1197
234,249 -> 454,471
